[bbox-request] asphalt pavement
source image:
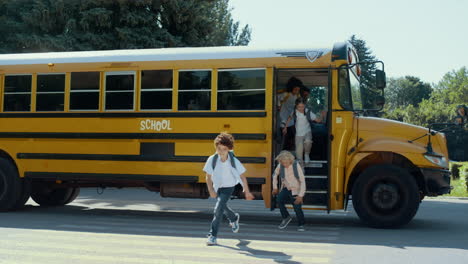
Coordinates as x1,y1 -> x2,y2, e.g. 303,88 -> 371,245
0,188 -> 467,264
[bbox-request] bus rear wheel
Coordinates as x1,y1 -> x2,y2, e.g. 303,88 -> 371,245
352,164 -> 420,228
31,182 -> 80,206
0,158 -> 22,212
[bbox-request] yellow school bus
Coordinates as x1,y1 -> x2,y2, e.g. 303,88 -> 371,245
0,42 -> 451,227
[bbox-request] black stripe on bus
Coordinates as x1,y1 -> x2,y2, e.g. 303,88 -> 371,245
0,133 -> 266,140
23,172 -> 266,184
0,112 -> 267,118
24,172 -> 199,183
17,153 -> 266,164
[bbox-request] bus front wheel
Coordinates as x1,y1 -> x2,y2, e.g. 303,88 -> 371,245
31,182 -> 80,206
352,164 -> 420,228
0,158 -> 22,211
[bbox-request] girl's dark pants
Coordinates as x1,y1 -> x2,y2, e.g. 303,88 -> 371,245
277,188 -> 305,226
209,186 -> 237,237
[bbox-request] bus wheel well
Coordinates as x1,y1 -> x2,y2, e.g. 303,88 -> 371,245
347,152 -> 425,197
0,149 -> 19,173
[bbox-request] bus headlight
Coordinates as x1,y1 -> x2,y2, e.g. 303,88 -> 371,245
424,154 -> 448,168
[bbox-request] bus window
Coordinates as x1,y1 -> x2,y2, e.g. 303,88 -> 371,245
140,70 -> 172,110
36,74 -> 65,111
178,70 -> 211,111
3,75 -> 32,112
70,72 -> 100,111
105,71 -> 135,111
217,69 -> 265,110
338,69 -> 352,109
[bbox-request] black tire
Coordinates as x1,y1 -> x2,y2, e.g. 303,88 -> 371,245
0,158 -> 22,212
12,178 -> 32,210
64,187 -> 80,205
31,182 -> 77,207
352,164 -> 420,228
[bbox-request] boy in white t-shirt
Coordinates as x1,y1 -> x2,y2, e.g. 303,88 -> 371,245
203,133 -> 255,246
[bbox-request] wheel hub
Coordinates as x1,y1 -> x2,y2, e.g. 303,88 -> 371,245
372,183 -> 400,210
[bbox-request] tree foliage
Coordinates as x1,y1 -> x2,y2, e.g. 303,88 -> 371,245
349,35 -> 377,85
348,37 -> 466,127
385,76 -> 433,109
348,35 -> 381,109
0,0 -> 251,53
384,67 -> 468,126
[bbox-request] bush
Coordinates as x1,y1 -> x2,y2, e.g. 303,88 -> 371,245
445,162 -> 468,197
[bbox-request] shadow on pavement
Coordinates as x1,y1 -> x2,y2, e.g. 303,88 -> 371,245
218,239 -> 302,264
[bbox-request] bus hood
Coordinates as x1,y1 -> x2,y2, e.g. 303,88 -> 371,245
357,117 -> 449,158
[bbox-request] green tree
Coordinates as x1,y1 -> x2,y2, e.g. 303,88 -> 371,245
384,67 -> 467,127
432,67 -> 468,105
348,35 -> 380,109
0,0 -> 251,53
385,76 -> 433,109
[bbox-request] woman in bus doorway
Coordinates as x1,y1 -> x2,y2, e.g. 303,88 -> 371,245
203,133 -> 255,246
278,77 -> 303,150
282,98 -> 321,167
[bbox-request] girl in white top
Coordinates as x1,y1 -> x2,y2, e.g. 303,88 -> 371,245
282,98 -> 321,166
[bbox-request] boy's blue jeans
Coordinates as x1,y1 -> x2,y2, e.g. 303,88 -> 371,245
209,186 -> 237,237
277,188 -> 305,226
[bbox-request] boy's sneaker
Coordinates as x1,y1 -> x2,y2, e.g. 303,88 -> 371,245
297,225 -> 306,232
206,235 -> 217,246
278,216 -> 292,229
230,213 -> 240,233
304,155 -> 310,164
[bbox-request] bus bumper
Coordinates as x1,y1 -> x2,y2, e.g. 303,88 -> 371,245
421,168 -> 452,196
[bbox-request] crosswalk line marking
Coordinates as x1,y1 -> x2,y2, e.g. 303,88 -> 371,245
0,241 -> 333,257
0,247 -> 330,263
5,228 -> 334,248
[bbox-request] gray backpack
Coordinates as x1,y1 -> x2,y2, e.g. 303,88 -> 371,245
279,160 -> 300,181
212,151 -> 237,170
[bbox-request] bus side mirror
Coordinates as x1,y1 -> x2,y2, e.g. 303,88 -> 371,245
376,70 -> 386,89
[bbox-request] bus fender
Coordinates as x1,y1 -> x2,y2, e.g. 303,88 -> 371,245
344,139 -> 436,197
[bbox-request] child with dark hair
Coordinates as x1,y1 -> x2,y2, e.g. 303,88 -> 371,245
300,85 -> 311,105
278,77 -> 303,150
203,133 -> 254,246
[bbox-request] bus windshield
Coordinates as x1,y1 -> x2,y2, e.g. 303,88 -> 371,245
338,63 -> 384,111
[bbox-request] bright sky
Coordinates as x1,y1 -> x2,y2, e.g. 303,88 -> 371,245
229,0 -> 468,84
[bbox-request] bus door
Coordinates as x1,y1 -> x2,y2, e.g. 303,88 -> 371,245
274,68 -> 330,210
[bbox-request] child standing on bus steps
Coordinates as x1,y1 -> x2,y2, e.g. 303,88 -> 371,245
282,98 -> 321,166
203,133 -> 255,246
272,150 -> 306,231
278,77 -> 303,150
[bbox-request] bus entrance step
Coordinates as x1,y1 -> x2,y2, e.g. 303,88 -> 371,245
304,160 -> 328,175
287,205 -> 327,210
303,192 -> 327,205
304,160 -> 327,167
305,175 -> 328,190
